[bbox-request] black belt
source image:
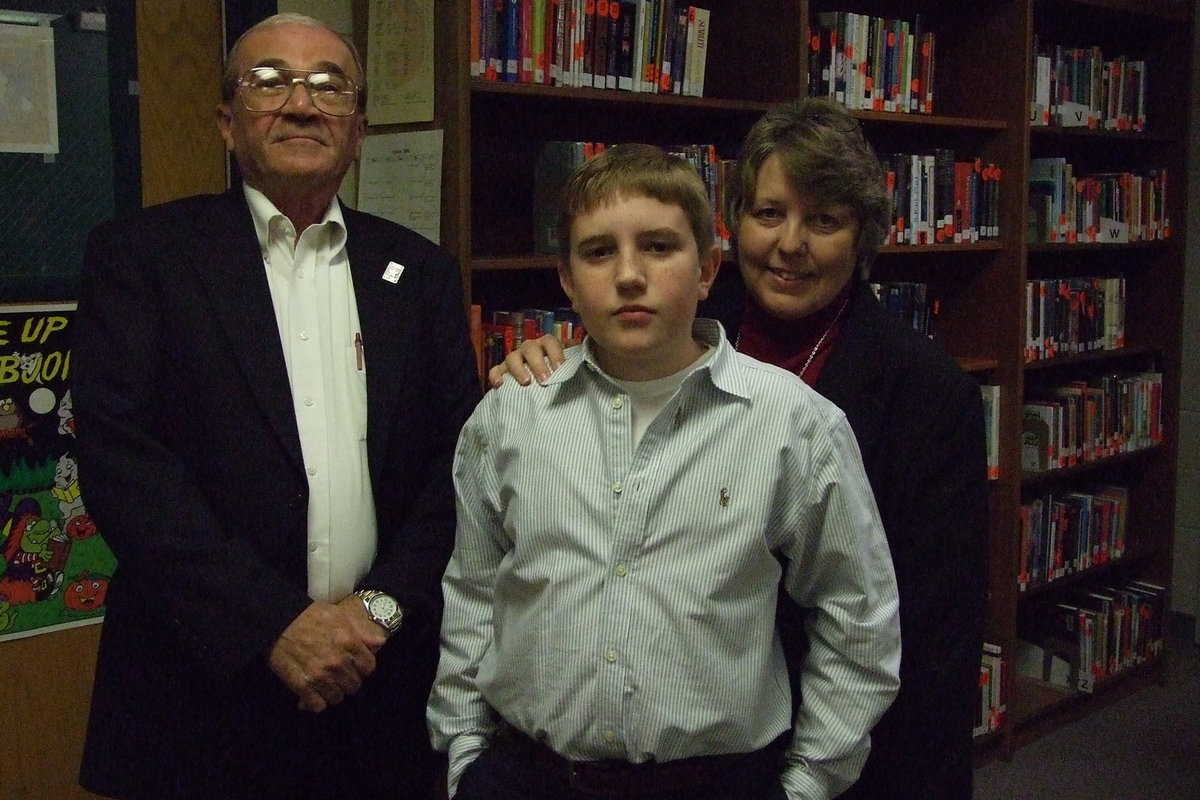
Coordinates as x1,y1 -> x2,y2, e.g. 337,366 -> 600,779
491,721 -> 785,797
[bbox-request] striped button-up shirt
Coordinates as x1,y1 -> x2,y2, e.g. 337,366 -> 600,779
429,319 -> 900,800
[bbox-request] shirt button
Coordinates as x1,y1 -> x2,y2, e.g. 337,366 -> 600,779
308,543 -> 318,554
612,397 -> 624,410
612,481 -> 623,494
604,648 -> 618,663
304,397 -> 314,407
307,467 -> 317,476
604,729 -> 617,742
300,331 -> 310,341
615,563 -> 628,577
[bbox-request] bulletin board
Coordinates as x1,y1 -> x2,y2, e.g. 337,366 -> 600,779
0,2 -> 139,302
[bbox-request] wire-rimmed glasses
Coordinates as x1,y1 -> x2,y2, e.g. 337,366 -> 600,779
235,67 -> 360,117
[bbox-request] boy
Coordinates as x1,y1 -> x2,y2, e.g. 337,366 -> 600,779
427,144 -> 900,800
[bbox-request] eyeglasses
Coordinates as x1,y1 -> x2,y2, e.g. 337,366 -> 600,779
235,67 -> 360,117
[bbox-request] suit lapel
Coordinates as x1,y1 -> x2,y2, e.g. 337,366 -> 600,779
344,212 -> 412,484
195,190 -> 305,469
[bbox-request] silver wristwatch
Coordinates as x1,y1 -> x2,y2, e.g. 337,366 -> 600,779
354,589 -> 405,635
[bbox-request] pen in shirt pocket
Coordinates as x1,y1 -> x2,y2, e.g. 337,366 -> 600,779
354,332 -> 364,371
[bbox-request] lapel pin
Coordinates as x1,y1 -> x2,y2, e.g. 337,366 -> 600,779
382,261 -> 405,283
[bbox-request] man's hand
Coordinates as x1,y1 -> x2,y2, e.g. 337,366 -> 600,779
268,597 -> 387,713
486,335 -> 569,388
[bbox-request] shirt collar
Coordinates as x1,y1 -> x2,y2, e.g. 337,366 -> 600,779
242,183 -> 347,255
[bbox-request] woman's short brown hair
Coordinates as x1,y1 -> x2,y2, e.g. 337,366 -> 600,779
727,98 -> 891,279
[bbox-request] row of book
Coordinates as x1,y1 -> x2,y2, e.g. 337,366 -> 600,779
532,140 -> 732,256
1024,276 -> 1126,362
1017,578 -> 1167,693
1021,371 -> 1163,473
1027,159 -> 1169,245
809,10 -> 935,114
868,280 -> 935,336
1030,40 -> 1147,132
880,151 -> 1001,246
974,641 -> 1005,738
469,303 -> 586,381
535,143 -> 1000,258
471,1 -> 711,97
1018,486 -> 1128,591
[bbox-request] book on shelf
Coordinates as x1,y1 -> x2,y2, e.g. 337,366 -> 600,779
580,0 -> 596,86
551,0 -> 567,84
638,0 -> 658,92
629,1 -> 646,91
917,23 -> 934,113
1021,400 -> 1059,473
503,0 -> 520,82
1030,49 -> 1051,125
617,2 -> 636,90
669,3 -> 688,94
531,0 -> 548,84
975,642 -> 1006,737
981,384 -> 1001,480
1017,498 -> 1043,592
604,1 -> 621,89
591,0 -> 609,89
519,0 -> 534,83
933,148 -> 955,243
685,6 -> 709,97
655,0 -> 675,93
470,0 -> 483,77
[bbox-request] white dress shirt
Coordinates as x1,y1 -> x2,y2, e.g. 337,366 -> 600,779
246,185 -> 376,603
428,319 -> 901,800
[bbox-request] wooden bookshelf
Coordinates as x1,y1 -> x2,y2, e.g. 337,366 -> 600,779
410,0 -> 1191,762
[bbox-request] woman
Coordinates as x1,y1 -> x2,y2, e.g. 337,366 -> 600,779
493,98 -> 988,800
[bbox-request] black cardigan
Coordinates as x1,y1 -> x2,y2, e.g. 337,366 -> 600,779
778,281 -> 989,800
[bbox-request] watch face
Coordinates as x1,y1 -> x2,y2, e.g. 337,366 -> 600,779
369,594 -> 398,620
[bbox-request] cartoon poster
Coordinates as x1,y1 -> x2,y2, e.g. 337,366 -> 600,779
0,302 -> 114,641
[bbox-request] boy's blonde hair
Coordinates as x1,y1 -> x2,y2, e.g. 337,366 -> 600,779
556,144 -> 715,265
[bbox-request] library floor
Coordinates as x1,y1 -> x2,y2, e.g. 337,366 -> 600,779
972,615 -> 1200,800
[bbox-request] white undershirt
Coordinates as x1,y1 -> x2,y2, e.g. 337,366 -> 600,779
246,185 -> 376,603
609,345 -> 715,449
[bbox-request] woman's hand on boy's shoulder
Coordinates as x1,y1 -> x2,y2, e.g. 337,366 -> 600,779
487,335 -> 570,388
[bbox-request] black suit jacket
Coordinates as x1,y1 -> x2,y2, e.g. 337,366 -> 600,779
73,188 -> 480,798
817,283 -> 989,800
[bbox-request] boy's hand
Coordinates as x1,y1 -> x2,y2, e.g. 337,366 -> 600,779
487,335 -> 569,388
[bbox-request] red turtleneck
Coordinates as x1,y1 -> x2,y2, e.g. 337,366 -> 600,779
735,284 -> 854,386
